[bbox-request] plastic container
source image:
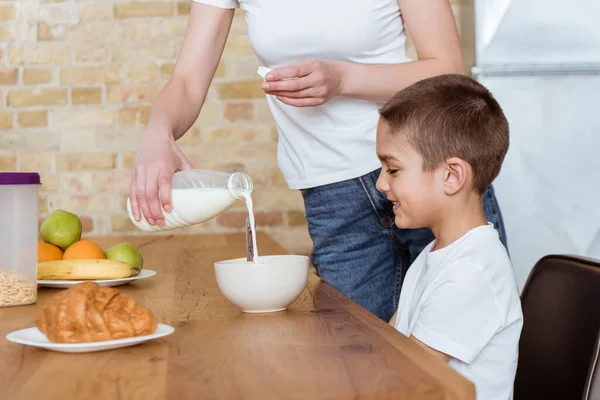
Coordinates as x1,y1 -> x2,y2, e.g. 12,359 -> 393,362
0,172 -> 40,307
127,169 -> 253,232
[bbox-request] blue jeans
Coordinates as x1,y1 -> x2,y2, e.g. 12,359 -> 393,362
301,168 -> 507,322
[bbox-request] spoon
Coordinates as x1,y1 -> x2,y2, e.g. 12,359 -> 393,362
246,216 -> 254,263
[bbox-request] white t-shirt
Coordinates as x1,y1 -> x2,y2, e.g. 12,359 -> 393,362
395,224 -> 523,400
193,0 -> 412,189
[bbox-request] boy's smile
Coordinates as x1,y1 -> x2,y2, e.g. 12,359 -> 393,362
375,120 -> 443,229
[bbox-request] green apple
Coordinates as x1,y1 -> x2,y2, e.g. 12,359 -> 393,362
104,242 -> 143,276
40,209 -> 82,251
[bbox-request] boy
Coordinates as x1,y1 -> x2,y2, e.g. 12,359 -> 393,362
376,74 -> 523,400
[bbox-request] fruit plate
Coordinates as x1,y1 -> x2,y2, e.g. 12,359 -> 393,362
6,323 -> 175,353
37,269 -> 157,289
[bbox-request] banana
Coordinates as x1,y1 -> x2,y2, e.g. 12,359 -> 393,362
38,259 -> 134,281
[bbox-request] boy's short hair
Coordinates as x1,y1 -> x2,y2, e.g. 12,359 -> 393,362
379,74 -> 509,194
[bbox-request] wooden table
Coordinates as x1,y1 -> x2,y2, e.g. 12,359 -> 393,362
0,232 -> 474,399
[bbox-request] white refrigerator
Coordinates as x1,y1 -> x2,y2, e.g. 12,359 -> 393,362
473,0 -> 600,291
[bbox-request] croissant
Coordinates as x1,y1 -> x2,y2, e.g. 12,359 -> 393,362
35,281 -> 158,343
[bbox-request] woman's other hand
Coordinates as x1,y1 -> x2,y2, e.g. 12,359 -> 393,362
261,60 -> 344,107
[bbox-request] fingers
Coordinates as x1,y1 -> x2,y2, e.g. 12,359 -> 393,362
157,173 -> 172,214
265,60 -> 317,81
265,85 -> 328,99
129,141 -> 193,226
133,167 -> 178,225
134,167 -> 154,225
261,61 -> 328,105
129,170 -> 141,222
262,70 -> 324,93
144,171 -> 165,225
158,152 -> 193,214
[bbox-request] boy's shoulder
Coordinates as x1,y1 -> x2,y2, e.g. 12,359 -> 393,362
431,223 -> 512,275
424,224 -> 521,321
423,224 -> 515,292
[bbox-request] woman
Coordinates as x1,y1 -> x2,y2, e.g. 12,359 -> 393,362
129,0 -> 507,321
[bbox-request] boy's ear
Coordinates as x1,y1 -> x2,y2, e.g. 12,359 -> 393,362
442,157 -> 470,195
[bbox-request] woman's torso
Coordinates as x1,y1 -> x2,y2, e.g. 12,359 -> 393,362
239,0 -> 411,188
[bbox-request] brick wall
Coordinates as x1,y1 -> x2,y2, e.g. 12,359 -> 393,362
0,0 -> 462,256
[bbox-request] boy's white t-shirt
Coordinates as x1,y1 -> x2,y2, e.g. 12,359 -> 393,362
395,224 -> 523,400
192,0 -> 412,189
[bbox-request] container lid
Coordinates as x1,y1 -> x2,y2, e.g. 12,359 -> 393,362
0,172 -> 41,185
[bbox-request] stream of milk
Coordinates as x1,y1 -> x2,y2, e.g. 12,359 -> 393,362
241,191 -> 259,263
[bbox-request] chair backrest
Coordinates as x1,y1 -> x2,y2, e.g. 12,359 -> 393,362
583,335 -> 600,400
514,255 -> 600,400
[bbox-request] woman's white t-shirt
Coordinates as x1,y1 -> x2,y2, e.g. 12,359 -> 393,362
193,0 -> 412,189
395,224 -> 523,400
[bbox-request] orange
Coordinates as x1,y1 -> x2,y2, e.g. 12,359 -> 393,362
63,239 -> 106,260
38,241 -> 63,263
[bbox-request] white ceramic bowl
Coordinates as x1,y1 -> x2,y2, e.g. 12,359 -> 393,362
214,255 -> 310,313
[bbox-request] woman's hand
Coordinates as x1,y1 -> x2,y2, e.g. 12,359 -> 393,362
129,129 -> 193,226
261,60 -> 344,107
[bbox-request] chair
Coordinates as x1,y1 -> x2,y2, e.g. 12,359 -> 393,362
582,334 -> 599,400
514,255 -> 600,400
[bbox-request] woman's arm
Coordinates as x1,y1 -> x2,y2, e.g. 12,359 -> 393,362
338,0 -> 463,103
147,3 -> 235,141
129,2 -> 234,224
262,0 -> 463,106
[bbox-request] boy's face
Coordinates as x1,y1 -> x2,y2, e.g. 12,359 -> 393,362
375,120 -> 444,229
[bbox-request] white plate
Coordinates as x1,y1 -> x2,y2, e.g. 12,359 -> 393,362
37,269 -> 157,289
6,323 -> 175,353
